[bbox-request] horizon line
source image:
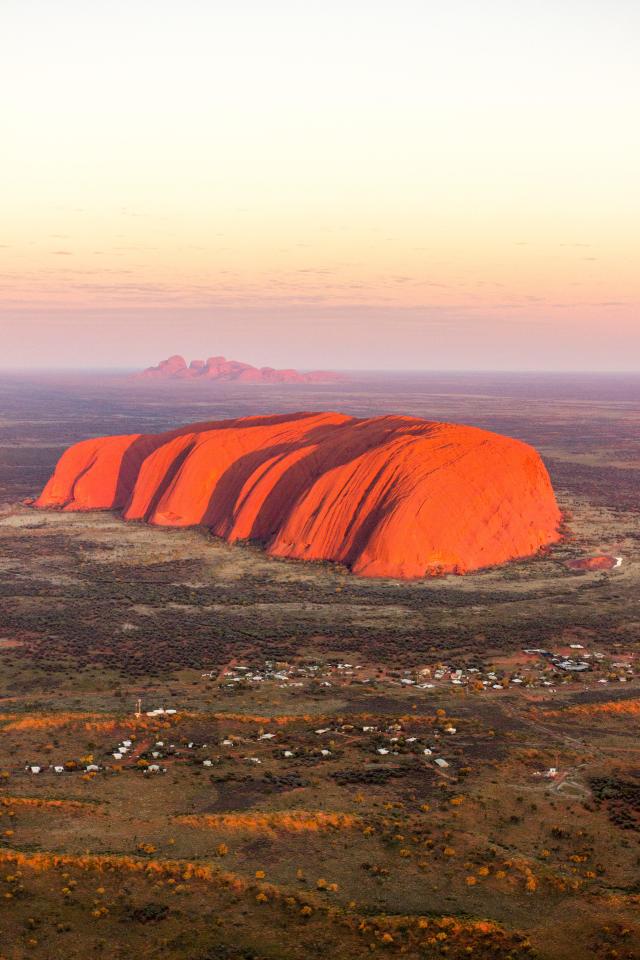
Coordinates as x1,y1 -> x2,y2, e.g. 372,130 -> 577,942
2,367 -> 639,376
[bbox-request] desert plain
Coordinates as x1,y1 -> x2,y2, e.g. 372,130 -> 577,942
0,371 -> 638,960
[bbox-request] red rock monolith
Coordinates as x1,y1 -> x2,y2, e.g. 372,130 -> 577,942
35,412 -> 561,579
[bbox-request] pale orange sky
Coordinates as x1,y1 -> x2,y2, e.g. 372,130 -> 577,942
1,0 -> 638,370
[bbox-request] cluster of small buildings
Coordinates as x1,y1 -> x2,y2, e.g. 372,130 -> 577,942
210,651 -> 634,699
99,737 -> 169,773
120,717 -> 458,775
522,646 -> 636,685
25,762 -> 101,775
111,738 -> 133,761
214,660 -> 335,689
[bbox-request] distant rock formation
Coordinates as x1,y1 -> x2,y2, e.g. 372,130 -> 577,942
137,355 -> 341,384
34,412 -> 561,579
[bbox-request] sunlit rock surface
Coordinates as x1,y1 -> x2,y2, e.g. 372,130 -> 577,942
35,412 -> 561,579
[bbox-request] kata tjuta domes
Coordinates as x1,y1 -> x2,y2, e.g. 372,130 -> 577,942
138,354 -> 341,384
34,412 -> 561,579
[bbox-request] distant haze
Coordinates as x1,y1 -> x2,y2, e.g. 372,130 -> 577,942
1,1 -> 638,371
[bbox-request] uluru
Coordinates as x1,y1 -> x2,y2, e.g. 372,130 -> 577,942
137,354 -> 341,384
34,412 -> 561,579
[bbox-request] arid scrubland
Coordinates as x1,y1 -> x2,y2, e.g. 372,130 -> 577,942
0,373 -> 638,959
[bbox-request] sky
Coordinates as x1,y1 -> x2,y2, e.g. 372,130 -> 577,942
1,0 -> 638,371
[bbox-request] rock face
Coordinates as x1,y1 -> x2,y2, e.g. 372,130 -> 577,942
138,355 -> 340,383
34,412 -> 561,579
